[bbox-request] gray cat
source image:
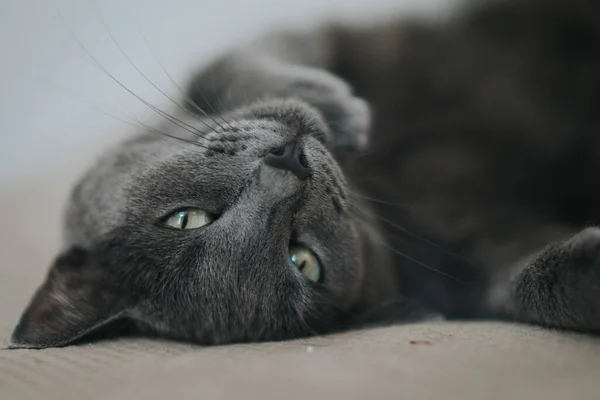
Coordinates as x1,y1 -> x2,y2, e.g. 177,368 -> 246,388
10,0 -> 600,348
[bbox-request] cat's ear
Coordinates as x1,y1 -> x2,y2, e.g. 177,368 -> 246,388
10,247 -> 128,349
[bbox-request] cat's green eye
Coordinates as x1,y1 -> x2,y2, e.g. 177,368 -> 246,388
289,245 -> 322,282
164,208 -> 212,230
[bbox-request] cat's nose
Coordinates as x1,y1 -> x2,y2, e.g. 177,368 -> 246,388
264,141 -> 310,180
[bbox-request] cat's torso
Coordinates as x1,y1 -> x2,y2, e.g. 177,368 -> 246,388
324,0 -> 600,316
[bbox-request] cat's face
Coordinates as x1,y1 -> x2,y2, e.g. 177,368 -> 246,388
11,100 -> 397,348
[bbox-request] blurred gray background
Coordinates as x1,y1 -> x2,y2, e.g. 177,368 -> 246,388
0,0 -> 455,331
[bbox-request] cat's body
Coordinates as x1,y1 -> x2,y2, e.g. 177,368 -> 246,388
328,0 -> 600,319
10,0 -> 600,348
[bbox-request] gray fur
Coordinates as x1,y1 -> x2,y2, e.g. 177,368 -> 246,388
10,0 -> 600,348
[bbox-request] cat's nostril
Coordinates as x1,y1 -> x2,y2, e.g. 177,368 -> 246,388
264,141 -> 310,180
271,146 -> 286,156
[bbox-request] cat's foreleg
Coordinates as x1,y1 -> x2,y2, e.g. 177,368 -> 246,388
186,32 -> 370,153
486,227 -> 600,331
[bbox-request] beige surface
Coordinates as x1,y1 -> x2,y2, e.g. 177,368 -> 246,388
2,179 -> 600,400
2,323 -> 600,400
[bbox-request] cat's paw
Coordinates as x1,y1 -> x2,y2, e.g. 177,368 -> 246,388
563,227 -> 600,260
283,70 -> 371,153
515,227 -> 600,331
309,90 -> 370,153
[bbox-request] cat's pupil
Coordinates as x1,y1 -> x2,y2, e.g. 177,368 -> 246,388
179,212 -> 189,229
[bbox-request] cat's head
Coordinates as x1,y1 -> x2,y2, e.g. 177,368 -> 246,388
10,99 -> 398,348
